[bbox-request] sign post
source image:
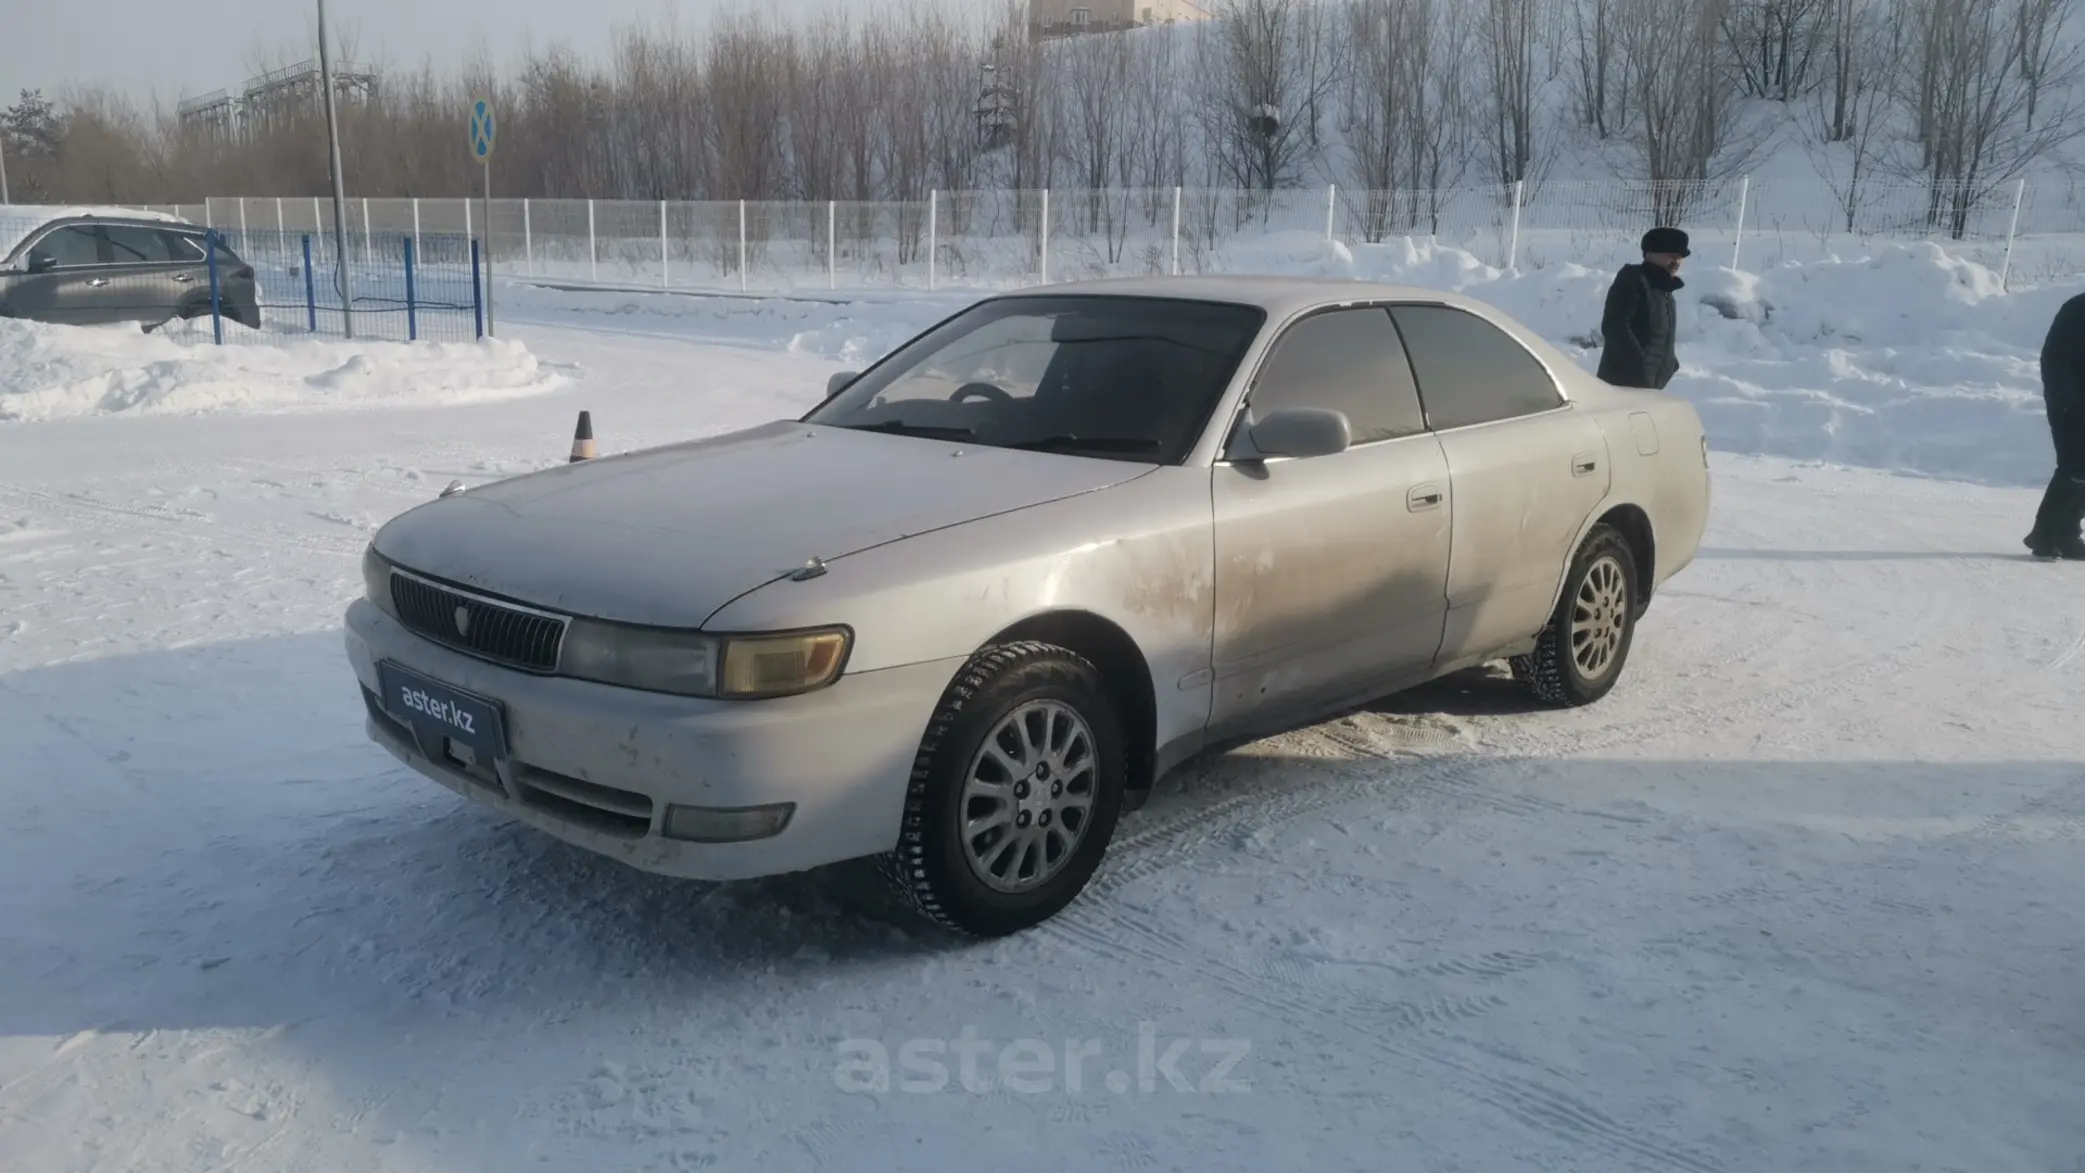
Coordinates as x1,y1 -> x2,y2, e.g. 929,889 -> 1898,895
469,97 -> 497,336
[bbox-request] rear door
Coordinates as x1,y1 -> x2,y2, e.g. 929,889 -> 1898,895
1387,303 -> 1613,664
3,225 -> 108,325
98,224 -> 193,325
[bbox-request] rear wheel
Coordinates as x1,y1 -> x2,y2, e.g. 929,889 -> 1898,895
1511,524 -> 1640,707
881,642 -> 1126,937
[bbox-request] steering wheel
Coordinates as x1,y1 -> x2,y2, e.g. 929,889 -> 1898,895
949,382 -> 1013,405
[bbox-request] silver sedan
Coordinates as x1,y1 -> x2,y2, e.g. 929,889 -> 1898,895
345,276 -> 1712,936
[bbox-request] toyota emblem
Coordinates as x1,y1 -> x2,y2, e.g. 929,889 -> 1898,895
454,606 -> 472,638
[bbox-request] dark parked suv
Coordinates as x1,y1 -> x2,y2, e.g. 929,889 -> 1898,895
0,212 -> 261,331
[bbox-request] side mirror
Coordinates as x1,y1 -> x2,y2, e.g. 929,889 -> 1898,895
1238,407 -> 1352,460
25,253 -> 58,275
825,371 -> 859,400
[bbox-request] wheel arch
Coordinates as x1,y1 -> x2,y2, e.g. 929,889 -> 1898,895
983,609 -> 1158,797
1552,501 -> 1658,618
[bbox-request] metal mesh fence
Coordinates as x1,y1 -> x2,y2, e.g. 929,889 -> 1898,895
92,175 -> 2085,317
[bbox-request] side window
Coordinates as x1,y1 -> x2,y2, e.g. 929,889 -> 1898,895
1388,304 -> 1563,431
161,232 -> 207,262
105,226 -> 176,263
27,226 -> 104,268
1245,307 -> 1426,446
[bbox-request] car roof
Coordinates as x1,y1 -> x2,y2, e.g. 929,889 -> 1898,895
987,274 -> 1508,319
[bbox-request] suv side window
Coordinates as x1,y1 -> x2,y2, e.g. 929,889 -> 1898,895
1388,304 -> 1564,431
26,226 -> 104,268
162,232 -> 208,262
1244,306 -> 1427,446
105,226 -> 177,264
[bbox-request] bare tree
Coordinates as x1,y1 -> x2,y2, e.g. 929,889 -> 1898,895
1569,0 -> 1629,138
1197,0 -> 1342,190
1617,0 -> 1760,222
1722,0 -> 1828,101
1900,0 -> 2085,237
1483,0 -> 1546,186
2014,0 -> 2071,129
1341,0 -> 1475,235
1341,0 -> 1420,208
1802,0 -> 1897,230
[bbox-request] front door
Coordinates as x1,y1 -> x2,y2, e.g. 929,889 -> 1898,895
4,225 -> 107,326
1387,303 -> 1615,662
1209,305 -> 1454,736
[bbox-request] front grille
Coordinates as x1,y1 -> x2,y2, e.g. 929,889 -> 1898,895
389,570 -> 567,673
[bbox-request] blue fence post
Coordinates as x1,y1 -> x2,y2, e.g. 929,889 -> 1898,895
471,237 -> 485,340
404,235 -> 418,342
204,228 -> 225,346
303,234 -> 317,333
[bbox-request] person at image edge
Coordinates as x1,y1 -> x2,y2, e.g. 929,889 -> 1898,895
2027,289 -> 2085,561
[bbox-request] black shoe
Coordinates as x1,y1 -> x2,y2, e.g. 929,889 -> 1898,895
2030,533 -> 2085,560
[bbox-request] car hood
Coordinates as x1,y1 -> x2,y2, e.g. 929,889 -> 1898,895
372,419 -> 1154,628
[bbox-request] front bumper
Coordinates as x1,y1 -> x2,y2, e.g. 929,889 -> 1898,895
344,598 -> 959,880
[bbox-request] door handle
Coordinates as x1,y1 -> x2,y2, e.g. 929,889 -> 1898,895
87,278 -> 109,287
171,273 -> 196,284
1571,451 -> 1599,477
1407,482 -> 1444,511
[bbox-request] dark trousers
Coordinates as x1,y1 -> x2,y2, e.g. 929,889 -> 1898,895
2032,401 -> 2085,541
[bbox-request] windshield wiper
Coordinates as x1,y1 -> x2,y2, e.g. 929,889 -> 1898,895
840,420 -> 977,441
1001,434 -> 1164,455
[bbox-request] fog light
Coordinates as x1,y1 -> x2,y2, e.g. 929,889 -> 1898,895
662,802 -> 795,843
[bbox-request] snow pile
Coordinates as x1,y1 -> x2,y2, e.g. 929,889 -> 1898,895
0,317 -> 564,423
1332,238 -> 2070,488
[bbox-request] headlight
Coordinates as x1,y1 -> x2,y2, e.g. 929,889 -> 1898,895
362,544 -> 395,614
718,630 -> 851,698
560,620 -> 850,700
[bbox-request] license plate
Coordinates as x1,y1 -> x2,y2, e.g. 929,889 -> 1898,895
377,660 -> 506,759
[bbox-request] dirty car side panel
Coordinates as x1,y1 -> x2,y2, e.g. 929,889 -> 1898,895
704,466 -> 1220,772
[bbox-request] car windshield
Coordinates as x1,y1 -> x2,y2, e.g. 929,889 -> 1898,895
802,295 -> 1266,463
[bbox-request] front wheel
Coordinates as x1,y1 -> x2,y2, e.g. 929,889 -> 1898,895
881,641 -> 1127,937
1511,524 -> 1641,707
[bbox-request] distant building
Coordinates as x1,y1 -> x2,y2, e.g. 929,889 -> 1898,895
177,59 -> 376,142
1029,0 -> 1214,40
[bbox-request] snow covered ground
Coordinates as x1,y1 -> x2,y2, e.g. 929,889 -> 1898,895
3,270 -> 2084,1170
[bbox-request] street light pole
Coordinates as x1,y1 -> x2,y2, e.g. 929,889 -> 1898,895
0,135 -> 11,204
317,0 -> 355,338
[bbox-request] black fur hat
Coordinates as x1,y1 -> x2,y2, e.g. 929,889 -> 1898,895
1641,226 -> 1690,256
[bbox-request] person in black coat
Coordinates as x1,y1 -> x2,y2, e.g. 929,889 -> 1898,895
2027,291 -> 2085,560
1597,227 -> 1690,390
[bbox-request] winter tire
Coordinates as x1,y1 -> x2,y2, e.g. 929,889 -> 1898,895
1511,523 -> 1641,707
881,641 -> 1127,937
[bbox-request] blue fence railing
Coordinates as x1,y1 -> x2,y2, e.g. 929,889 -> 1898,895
183,227 -> 486,345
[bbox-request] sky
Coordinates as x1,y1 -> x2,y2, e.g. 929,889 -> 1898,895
0,0 -> 971,111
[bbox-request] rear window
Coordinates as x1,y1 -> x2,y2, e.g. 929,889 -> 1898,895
162,232 -> 207,262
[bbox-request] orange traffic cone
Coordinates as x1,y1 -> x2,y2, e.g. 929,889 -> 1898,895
570,411 -> 596,462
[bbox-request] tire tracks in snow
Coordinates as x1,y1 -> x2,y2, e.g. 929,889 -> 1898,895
0,482 -> 366,562
1040,886 -> 1724,1173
